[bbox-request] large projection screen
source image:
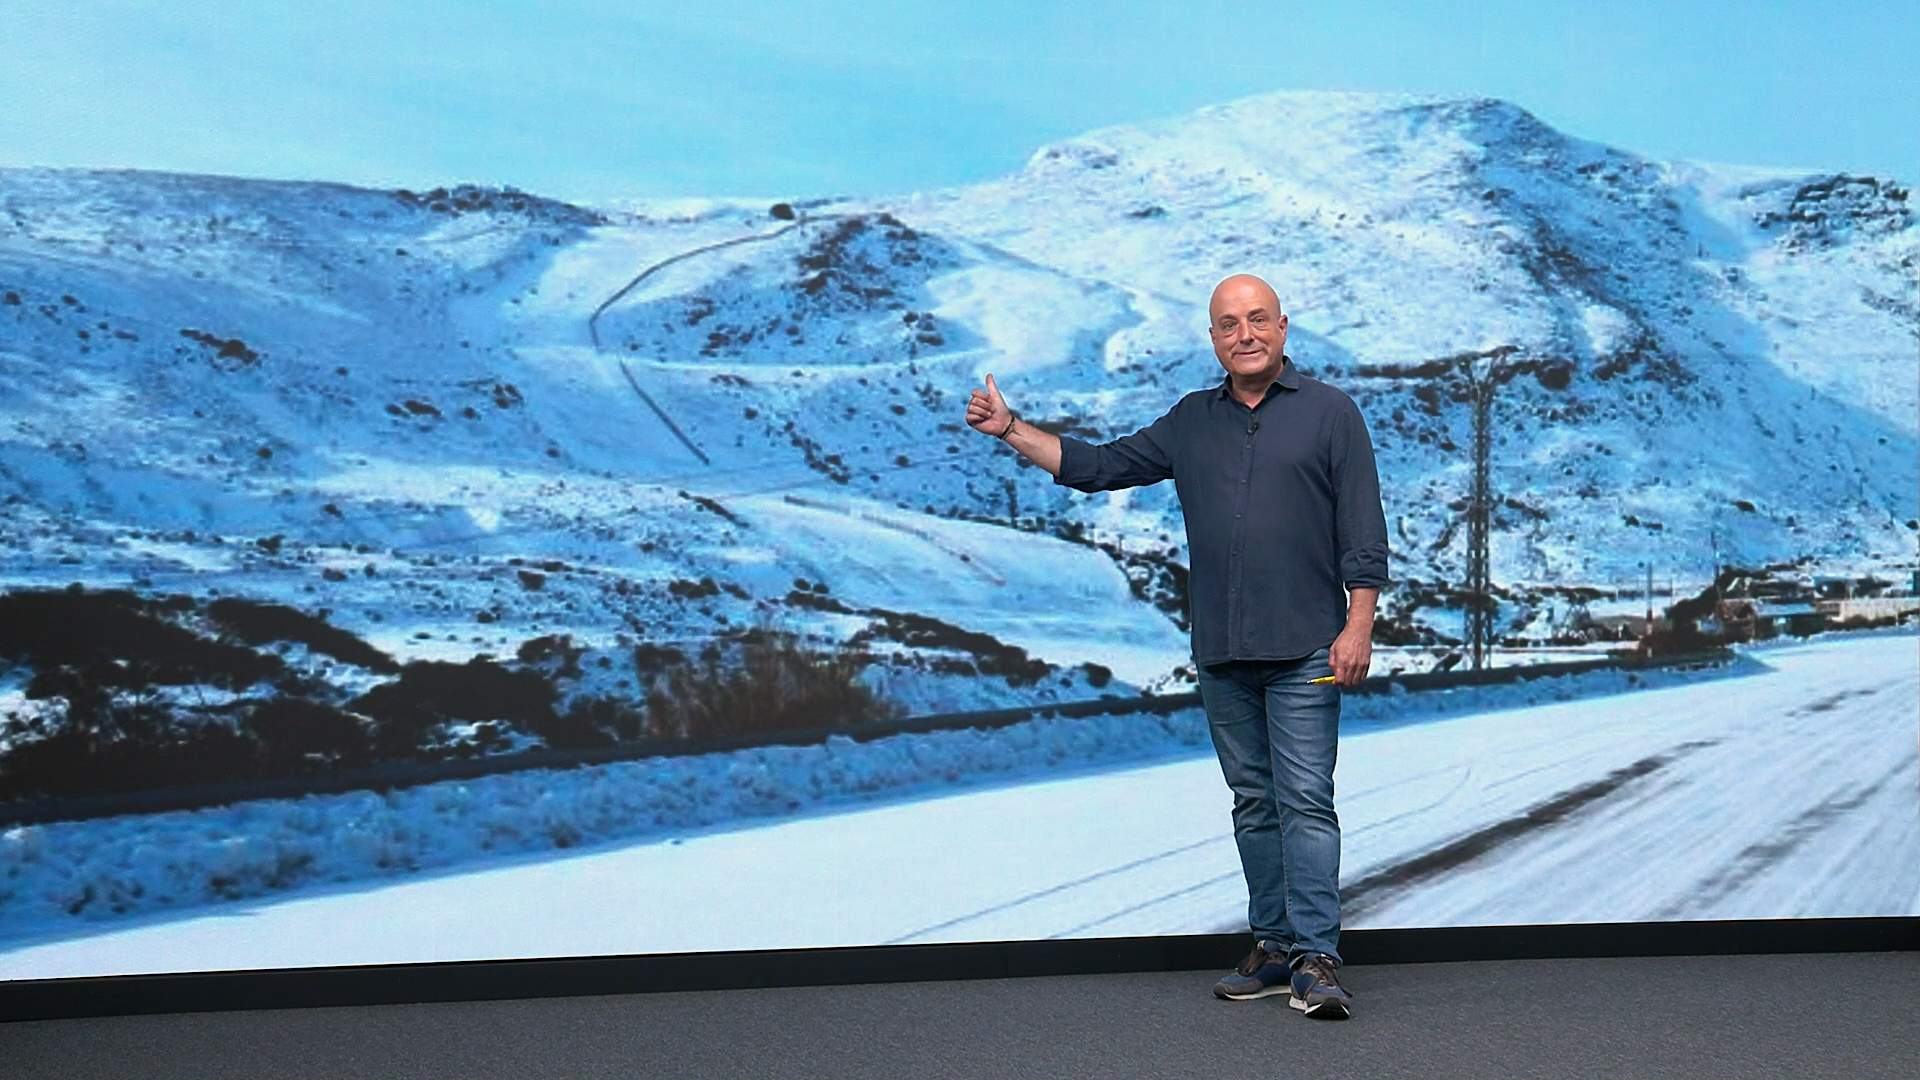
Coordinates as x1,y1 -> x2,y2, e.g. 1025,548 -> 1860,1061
2,3 -> 1915,980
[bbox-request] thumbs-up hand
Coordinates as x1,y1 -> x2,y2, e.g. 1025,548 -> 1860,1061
966,372 -> 1014,437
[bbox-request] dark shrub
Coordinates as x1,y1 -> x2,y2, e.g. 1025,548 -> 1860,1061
0,719 -> 264,801
517,634 -> 585,680
527,703 -> 617,750
644,630 -> 897,742
351,658 -> 559,757
206,597 -> 398,672
565,695 -> 647,742
0,588 -> 283,689
245,697 -> 374,768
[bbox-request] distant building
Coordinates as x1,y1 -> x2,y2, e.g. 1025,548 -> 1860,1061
1753,601 -> 1825,637
1816,596 -> 1920,625
1588,614 -> 1660,640
1710,598 -> 1817,641
1712,599 -> 1766,641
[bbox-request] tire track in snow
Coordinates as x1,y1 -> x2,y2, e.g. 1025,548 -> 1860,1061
1340,739 -> 1722,921
884,834 -> 1227,944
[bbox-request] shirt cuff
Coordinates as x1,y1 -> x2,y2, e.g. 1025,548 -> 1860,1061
1340,550 -> 1390,589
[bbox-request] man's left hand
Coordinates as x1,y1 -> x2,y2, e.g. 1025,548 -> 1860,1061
1329,626 -> 1373,687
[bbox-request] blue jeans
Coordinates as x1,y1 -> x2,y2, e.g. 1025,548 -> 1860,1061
1195,646 -> 1343,965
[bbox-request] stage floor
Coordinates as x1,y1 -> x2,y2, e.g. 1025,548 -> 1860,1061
4,951 -> 1916,1079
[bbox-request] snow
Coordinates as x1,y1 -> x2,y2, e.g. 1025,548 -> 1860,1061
5,92 -> 1913,702
0,91 -> 1915,977
729,491 -> 1188,684
1,632 -> 1911,979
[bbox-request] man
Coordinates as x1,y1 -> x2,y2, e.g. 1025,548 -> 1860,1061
964,274 -> 1388,1020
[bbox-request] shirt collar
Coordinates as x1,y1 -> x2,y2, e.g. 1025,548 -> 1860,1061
1215,354 -> 1301,400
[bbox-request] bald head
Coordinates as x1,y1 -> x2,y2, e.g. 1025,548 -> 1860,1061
1208,274 -> 1289,390
1209,274 -> 1282,324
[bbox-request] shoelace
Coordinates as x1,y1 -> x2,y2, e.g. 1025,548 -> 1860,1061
1298,955 -> 1343,991
1237,944 -> 1283,977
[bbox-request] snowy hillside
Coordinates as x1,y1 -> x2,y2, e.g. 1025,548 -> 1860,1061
891,92 -> 1918,634
2,92 -> 1916,739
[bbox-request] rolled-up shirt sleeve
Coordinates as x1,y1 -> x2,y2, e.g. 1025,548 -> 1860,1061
1053,406 -> 1178,492
1331,397 -> 1390,588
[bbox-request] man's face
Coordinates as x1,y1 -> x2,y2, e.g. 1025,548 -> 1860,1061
1208,276 -> 1288,382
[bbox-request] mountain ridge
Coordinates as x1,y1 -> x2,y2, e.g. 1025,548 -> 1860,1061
2,92 -> 1913,723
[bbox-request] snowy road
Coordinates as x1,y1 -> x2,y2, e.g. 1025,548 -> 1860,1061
3,633 -> 1914,978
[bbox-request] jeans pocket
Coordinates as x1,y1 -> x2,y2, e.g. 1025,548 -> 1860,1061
1309,646 -> 1335,679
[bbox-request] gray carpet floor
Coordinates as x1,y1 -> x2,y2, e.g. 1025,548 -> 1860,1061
4,952 -> 1917,1079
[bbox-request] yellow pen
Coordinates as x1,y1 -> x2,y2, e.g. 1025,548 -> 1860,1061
1309,675 -> 1338,684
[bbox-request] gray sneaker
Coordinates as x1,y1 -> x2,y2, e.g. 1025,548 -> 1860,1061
1212,940 -> 1293,1000
1288,953 -> 1353,1019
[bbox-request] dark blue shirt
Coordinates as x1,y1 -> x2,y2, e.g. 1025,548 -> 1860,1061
1052,358 -> 1390,666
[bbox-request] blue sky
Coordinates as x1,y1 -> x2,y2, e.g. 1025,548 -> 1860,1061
2,1 -> 1914,202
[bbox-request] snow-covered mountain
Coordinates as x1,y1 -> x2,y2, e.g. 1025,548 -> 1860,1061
894,93 -> 1918,629
1,92 -> 1914,727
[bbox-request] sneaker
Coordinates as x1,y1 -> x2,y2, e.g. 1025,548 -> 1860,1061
1288,953 -> 1353,1019
1212,940 -> 1293,1000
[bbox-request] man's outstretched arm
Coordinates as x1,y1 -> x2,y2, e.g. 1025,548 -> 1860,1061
967,372 -> 1175,490
966,372 -> 1061,475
